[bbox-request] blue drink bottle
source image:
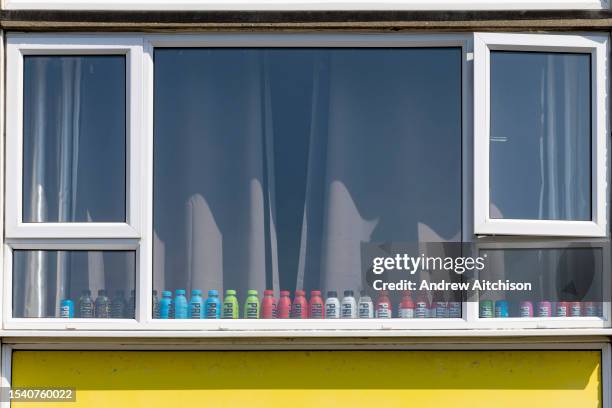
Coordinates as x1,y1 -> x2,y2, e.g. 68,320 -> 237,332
189,289 -> 204,319
205,290 -> 221,319
174,289 -> 188,319
159,290 -> 173,319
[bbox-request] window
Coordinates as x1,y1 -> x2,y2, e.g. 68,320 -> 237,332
152,45 -> 463,320
2,33 -> 609,332
474,33 -> 608,237
6,35 -> 143,239
473,240 -> 610,329
12,250 -> 136,319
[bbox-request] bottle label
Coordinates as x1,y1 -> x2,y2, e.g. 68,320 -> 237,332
326,303 -> 339,318
358,303 -> 373,319
416,302 -> 428,318
223,302 -> 236,318
292,303 -> 304,318
376,303 -> 391,318
399,308 -> 414,318
246,302 -> 259,319
341,302 -> 355,318
206,302 -> 218,318
448,302 -> 461,318
60,305 -> 72,318
310,303 -> 323,318
520,306 -> 532,317
190,302 -> 202,319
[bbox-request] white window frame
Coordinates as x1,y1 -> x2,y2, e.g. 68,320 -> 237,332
5,34 -> 144,239
2,32 -> 611,335
473,32 -> 609,237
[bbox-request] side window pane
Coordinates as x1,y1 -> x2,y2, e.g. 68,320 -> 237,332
22,56 -> 126,223
153,48 -> 462,319
489,51 -> 591,221
478,247 -> 603,318
12,250 -> 136,318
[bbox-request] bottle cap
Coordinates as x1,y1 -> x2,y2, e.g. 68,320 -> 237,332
247,289 -> 258,296
280,290 -> 290,296
225,289 -> 237,296
360,290 -> 367,296
82,289 -> 91,295
310,290 -> 321,297
264,290 -> 274,296
162,290 -> 172,297
175,289 -> 186,296
295,290 -> 305,296
344,290 -> 354,297
115,290 -> 125,296
152,290 -> 157,296
208,289 -> 218,297
327,291 -> 338,298
98,289 -> 107,296
191,289 -> 202,296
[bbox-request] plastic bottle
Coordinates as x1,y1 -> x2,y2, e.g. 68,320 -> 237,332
537,300 -> 552,317
556,301 -> 569,317
78,290 -> 94,318
341,290 -> 357,319
375,291 -> 392,318
205,290 -> 221,319
189,289 -> 204,319
174,289 -> 189,319
398,292 -> 415,318
151,290 -> 159,319
358,290 -> 374,319
415,292 -> 430,319
94,290 -> 111,318
325,291 -> 340,319
309,290 -> 324,319
277,290 -> 292,319
110,290 -> 127,318
570,301 -> 582,317
261,290 -> 277,319
222,289 -> 239,319
520,301 -> 534,317
479,299 -> 494,318
159,290 -> 173,319
494,300 -> 509,318
448,301 -> 461,318
291,290 -> 308,319
60,299 -> 74,318
433,293 -> 448,319
244,290 -> 260,319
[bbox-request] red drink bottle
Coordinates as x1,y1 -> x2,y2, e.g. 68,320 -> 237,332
292,290 -> 309,319
309,290 -> 325,319
277,290 -> 292,319
261,290 -> 277,319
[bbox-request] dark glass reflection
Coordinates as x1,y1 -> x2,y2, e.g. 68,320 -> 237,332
153,48 -> 462,307
23,56 -> 126,223
490,51 -> 591,221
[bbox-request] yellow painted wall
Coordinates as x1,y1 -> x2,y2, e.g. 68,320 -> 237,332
11,350 -> 602,408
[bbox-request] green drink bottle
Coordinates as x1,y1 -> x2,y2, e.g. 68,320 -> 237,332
222,289 -> 239,319
244,290 -> 260,319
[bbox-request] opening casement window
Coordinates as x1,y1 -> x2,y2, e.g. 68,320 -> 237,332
473,33 -> 609,237
5,36 -> 143,239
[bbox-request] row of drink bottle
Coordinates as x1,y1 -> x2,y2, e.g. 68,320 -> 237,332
153,289 -> 462,319
60,289 -> 135,318
479,299 -> 604,318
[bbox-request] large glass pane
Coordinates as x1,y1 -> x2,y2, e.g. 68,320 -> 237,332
153,48 -> 462,319
477,247 -> 603,318
13,250 -> 136,318
23,56 -> 126,223
489,51 -> 591,221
